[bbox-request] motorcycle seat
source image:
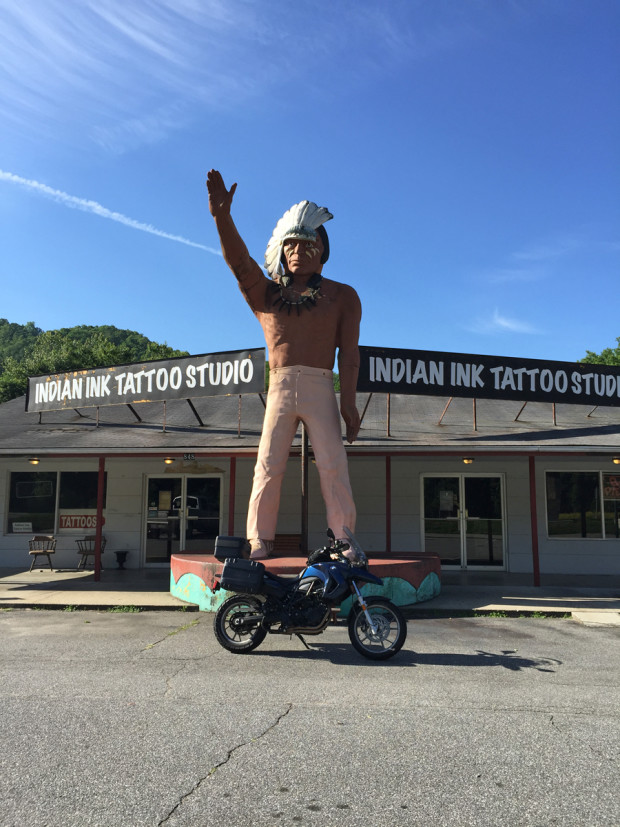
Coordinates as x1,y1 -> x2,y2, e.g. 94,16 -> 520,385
263,571 -> 302,587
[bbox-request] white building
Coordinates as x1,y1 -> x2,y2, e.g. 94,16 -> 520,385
1,350 -> 619,584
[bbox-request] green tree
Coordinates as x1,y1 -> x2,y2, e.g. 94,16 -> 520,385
0,328 -> 189,402
143,341 -> 189,361
580,337 -> 620,366
53,325 -> 156,362
0,319 -> 42,362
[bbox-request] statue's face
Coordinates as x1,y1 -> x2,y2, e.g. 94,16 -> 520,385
282,233 -> 324,277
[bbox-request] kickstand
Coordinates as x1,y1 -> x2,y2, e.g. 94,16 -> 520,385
296,633 -> 311,650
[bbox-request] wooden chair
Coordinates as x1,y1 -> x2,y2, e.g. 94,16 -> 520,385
76,535 -> 106,570
28,535 -> 57,571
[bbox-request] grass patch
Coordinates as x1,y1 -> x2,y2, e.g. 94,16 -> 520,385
106,605 -> 142,613
473,609 -> 572,619
143,617 -> 200,650
405,608 -> 572,620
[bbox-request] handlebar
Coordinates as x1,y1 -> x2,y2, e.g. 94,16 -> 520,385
308,527 -> 367,568
307,537 -> 350,566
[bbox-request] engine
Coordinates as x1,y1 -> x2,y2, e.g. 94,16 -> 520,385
279,582 -> 330,633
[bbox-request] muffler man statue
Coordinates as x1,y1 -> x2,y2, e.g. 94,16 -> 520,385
207,170 -> 361,559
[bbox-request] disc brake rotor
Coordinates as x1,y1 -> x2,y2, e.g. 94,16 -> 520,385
364,613 -> 391,642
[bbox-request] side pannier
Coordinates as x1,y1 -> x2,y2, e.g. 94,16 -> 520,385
219,558 -> 265,594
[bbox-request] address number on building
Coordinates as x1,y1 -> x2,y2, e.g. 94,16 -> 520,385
183,453 -> 196,461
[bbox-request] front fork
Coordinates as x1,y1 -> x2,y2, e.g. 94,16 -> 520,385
350,581 -> 378,635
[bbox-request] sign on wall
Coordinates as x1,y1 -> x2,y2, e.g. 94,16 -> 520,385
58,513 -> 105,531
358,346 -> 620,407
26,348 -> 266,413
604,475 -> 620,501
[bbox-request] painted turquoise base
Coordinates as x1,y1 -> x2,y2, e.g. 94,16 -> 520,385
338,572 -> 441,616
170,570 -> 441,614
170,571 -> 223,612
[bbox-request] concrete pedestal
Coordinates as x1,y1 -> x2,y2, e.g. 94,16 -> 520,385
170,552 -> 441,613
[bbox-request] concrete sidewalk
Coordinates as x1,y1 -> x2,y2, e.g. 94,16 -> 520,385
0,568 -> 180,610
0,566 -> 618,625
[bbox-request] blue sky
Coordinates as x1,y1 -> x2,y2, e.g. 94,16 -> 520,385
1,0 -> 618,364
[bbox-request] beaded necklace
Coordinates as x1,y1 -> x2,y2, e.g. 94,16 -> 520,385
272,273 -> 323,316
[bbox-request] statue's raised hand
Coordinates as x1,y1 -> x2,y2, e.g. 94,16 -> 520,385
206,169 -> 237,218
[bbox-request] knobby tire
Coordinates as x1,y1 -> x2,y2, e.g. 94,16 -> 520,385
213,594 -> 267,653
347,596 -> 407,660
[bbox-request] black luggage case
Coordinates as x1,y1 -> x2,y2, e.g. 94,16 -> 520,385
219,558 -> 265,594
214,536 -> 250,562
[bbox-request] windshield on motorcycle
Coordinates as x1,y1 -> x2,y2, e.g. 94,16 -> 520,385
343,526 -> 368,567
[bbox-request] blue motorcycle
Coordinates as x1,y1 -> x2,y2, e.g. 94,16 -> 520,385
213,528 -> 407,660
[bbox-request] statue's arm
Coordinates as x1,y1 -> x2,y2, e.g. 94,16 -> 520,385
206,169 -> 265,303
337,286 -> 362,444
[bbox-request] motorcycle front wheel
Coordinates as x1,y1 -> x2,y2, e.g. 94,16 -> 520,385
213,595 -> 267,653
347,596 -> 407,660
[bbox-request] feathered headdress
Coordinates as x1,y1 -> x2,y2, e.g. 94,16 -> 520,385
264,200 -> 333,279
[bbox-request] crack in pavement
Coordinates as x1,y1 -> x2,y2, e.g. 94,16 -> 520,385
142,618 -> 200,652
164,662 -> 188,697
157,703 -> 294,826
550,713 -> 619,762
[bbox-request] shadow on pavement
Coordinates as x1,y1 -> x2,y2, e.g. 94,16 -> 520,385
245,642 -> 562,671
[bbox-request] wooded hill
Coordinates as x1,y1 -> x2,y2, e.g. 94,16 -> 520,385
0,319 -> 188,402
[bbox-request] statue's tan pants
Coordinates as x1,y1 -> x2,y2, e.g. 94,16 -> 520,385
246,366 -> 356,549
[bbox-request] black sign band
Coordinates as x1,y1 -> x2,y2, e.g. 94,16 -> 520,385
26,348 -> 266,412
358,346 -> 620,407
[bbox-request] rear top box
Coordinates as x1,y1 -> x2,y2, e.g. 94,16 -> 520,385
214,536 -> 250,562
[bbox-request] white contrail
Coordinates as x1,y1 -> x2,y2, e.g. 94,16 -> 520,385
0,169 -> 220,255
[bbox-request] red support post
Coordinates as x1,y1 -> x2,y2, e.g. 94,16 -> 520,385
94,456 -> 105,582
301,424 -> 309,553
228,457 -> 236,536
385,455 -> 392,553
528,455 -> 541,587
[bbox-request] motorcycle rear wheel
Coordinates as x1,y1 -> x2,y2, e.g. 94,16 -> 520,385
347,596 -> 407,660
213,595 -> 267,653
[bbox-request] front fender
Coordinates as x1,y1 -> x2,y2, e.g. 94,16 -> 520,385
351,569 -> 384,587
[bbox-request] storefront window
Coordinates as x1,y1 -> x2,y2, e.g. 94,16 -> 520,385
59,472 -> 106,509
7,471 -> 107,534
7,472 -> 57,534
603,473 -> 620,540
546,472 -> 603,538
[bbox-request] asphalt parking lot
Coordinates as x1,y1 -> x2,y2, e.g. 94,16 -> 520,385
1,610 -> 618,827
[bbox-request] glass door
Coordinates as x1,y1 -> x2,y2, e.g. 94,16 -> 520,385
144,475 -> 222,565
463,476 -> 504,567
422,476 -> 462,565
423,475 -> 505,569
183,477 -> 221,552
145,477 -> 182,564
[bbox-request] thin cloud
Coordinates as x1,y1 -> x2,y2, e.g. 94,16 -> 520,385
511,235 -> 582,262
0,1 -> 269,148
0,1 -> 531,153
485,266 -> 545,285
468,309 -> 541,336
478,232 -> 587,284
0,170 -> 220,255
